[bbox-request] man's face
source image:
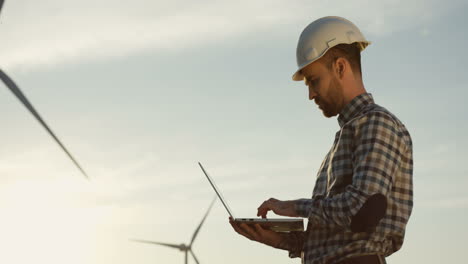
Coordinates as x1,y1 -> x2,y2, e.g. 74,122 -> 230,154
301,60 -> 345,117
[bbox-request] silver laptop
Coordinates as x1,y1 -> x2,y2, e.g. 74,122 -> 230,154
198,162 -> 303,232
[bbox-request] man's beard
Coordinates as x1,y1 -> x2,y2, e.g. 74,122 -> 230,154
315,76 -> 344,118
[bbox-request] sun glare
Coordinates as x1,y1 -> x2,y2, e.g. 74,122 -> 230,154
0,179 -> 110,264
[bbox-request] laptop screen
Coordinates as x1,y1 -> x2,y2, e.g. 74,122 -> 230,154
198,162 -> 236,219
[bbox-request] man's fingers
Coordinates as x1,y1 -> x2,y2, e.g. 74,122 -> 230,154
257,198 -> 282,217
257,210 -> 267,218
257,207 -> 269,218
230,221 -> 251,238
229,220 -> 261,242
257,201 -> 272,218
239,223 -> 260,241
253,223 -> 265,233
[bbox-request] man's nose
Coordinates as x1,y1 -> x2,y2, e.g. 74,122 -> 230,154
309,87 -> 317,100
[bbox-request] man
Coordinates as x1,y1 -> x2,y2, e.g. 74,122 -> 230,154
229,16 -> 413,264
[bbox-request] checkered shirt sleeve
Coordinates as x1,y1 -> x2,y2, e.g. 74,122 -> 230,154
295,111 -> 407,228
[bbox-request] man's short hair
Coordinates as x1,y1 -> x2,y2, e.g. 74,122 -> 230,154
322,43 -> 363,76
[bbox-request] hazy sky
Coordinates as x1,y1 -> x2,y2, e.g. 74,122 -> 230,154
0,0 -> 467,263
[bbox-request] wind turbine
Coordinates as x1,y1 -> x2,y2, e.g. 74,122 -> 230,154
0,0 -> 89,179
131,197 -> 216,264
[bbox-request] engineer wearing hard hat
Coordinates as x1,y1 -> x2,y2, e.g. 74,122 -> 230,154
230,16 -> 413,264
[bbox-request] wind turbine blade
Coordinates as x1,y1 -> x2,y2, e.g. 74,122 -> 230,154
130,239 -> 183,250
189,250 -> 200,264
190,196 -> 216,246
0,69 -> 89,179
0,0 -> 4,17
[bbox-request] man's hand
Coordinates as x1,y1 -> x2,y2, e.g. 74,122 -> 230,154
229,217 -> 284,249
257,198 -> 297,218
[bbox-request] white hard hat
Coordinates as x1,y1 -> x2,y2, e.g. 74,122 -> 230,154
292,16 -> 371,81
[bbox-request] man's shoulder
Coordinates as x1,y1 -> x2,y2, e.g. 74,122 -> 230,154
350,103 -> 412,147
357,103 -> 402,124
350,103 -> 410,135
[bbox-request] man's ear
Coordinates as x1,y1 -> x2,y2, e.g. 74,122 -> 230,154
334,58 -> 347,79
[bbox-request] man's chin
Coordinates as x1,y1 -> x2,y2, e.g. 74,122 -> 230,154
316,103 -> 338,118
321,108 -> 338,118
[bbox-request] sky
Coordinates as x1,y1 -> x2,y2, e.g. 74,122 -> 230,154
0,0 -> 467,263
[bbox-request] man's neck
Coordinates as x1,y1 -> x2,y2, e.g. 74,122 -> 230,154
343,79 -> 366,106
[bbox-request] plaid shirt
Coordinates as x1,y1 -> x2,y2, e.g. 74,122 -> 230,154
284,93 -> 413,264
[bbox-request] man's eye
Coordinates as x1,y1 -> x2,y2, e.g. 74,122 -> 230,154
305,77 -> 319,87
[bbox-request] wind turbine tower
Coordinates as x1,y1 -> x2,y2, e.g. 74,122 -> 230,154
131,197 -> 216,264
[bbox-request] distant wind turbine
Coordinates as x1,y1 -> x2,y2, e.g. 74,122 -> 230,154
0,1 -> 88,179
131,197 -> 216,264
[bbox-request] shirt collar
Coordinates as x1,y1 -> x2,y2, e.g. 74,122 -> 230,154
338,93 -> 374,127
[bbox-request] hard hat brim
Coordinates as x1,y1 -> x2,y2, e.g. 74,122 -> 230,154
291,48 -> 330,82
292,68 -> 306,82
